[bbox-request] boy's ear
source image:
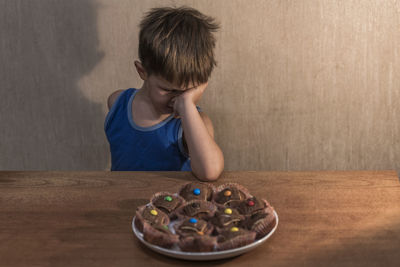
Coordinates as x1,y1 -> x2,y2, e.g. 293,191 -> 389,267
134,60 -> 148,80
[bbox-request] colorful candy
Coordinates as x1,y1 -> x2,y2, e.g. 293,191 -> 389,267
248,200 -> 255,206
150,209 -> 158,216
189,218 -> 198,224
224,190 -> 232,197
193,188 -> 201,195
164,196 -> 173,202
230,227 -> 239,232
224,208 -> 233,215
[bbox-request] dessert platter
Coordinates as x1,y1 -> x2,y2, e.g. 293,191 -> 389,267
132,182 -> 278,260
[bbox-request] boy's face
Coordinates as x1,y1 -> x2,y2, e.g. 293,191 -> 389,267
145,75 -> 201,115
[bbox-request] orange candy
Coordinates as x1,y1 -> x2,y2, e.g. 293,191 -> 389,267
224,190 -> 232,197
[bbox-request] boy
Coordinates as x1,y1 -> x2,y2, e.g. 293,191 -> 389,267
105,6 -> 224,181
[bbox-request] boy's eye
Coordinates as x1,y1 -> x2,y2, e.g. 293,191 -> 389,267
163,88 -> 182,95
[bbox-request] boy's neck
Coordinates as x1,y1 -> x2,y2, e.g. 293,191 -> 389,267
132,87 -> 171,127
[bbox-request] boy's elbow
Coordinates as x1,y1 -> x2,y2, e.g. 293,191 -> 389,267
193,162 -> 224,182
199,172 -> 220,182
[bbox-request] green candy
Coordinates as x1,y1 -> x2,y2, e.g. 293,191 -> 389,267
164,196 -> 173,202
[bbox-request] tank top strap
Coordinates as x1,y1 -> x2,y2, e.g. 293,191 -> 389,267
104,88 -> 135,131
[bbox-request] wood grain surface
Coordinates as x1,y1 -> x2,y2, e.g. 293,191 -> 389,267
0,171 -> 399,266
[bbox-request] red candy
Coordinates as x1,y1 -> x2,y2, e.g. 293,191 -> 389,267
248,200 -> 255,206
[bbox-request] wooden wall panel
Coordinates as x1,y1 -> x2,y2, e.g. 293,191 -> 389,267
1,0 -> 399,172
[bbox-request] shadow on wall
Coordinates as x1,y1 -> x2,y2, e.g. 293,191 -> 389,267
0,0 -> 109,170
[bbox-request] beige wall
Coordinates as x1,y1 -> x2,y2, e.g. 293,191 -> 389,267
1,0 -> 399,172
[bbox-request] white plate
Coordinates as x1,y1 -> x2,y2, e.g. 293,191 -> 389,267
132,210 -> 278,261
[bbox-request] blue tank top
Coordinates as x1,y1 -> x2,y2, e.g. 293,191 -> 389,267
104,88 -> 191,171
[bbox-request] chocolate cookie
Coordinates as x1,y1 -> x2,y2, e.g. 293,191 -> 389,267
179,182 -> 214,201
213,183 -> 250,206
135,204 -> 169,232
150,192 -> 185,216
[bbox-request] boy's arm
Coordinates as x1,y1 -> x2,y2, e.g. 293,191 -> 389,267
107,89 -> 124,110
174,85 -> 224,181
183,112 -> 214,147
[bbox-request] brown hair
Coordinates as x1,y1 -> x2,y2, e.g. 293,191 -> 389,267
138,6 -> 219,88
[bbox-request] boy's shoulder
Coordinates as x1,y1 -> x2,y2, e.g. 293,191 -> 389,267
107,89 -> 125,110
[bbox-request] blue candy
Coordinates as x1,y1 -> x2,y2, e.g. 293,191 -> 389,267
193,188 -> 201,195
189,218 -> 198,224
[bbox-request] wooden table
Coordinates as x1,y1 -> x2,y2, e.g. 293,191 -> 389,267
0,171 -> 399,267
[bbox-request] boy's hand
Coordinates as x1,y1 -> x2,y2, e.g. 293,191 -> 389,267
170,82 -> 208,117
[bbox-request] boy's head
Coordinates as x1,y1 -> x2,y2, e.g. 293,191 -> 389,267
137,6 -> 219,88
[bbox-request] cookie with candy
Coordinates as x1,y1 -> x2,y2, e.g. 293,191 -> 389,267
178,182 -> 215,201
211,206 -> 244,231
174,217 -> 214,237
212,183 -> 251,206
174,200 -> 217,220
135,204 -> 169,233
240,198 -> 277,239
150,192 -> 185,218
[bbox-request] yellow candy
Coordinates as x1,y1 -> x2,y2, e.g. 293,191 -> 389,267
150,209 -> 158,216
230,227 -> 239,232
224,208 -> 233,215
224,190 -> 232,197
